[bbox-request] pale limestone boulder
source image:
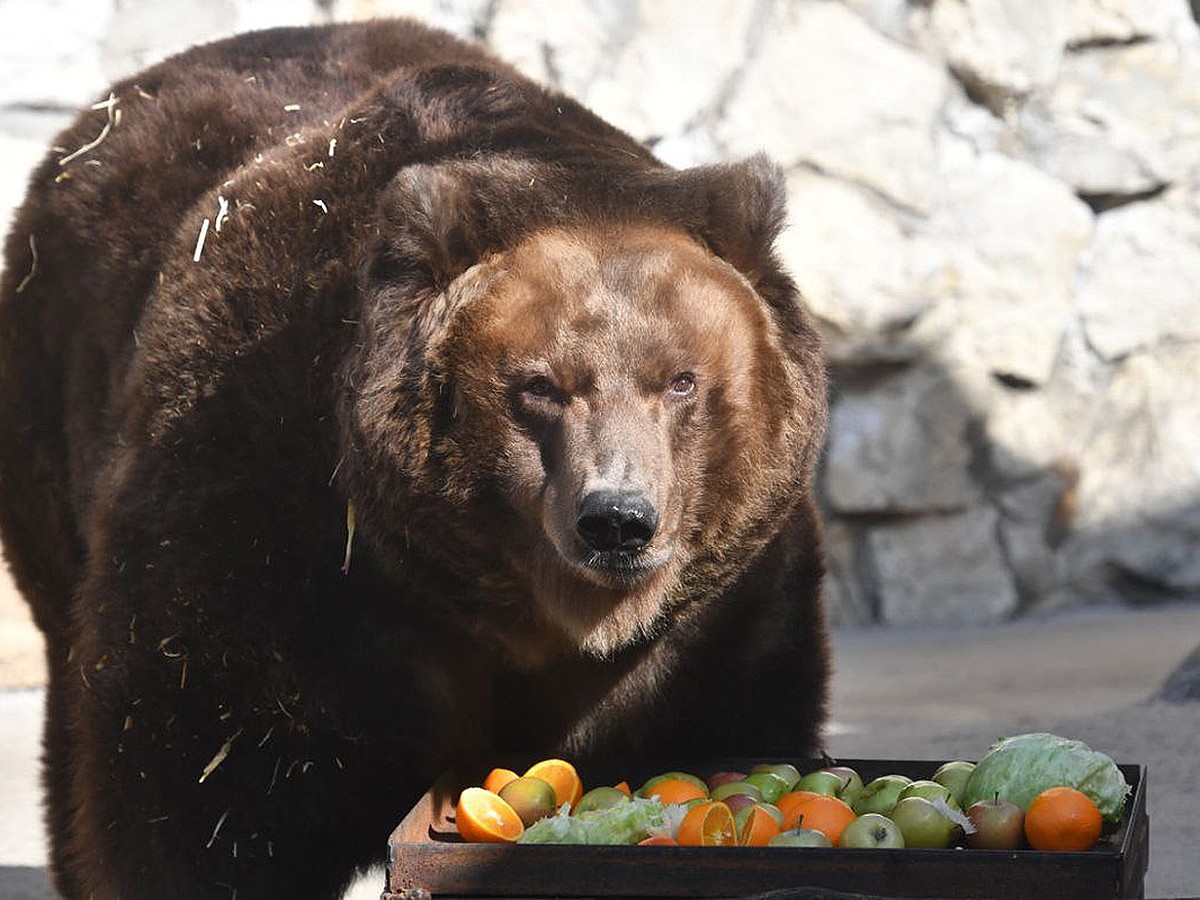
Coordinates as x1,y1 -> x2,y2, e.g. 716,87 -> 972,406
0,0 -> 112,109
869,506 -> 1020,625
1066,347 -> 1200,594
823,364 -> 981,515
925,0 -> 1070,108
716,1 -> 949,213
1076,185 -> 1200,361
822,520 -> 876,628
926,137 -> 1094,386
488,0 -> 755,140
1019,37 -> 1200,197
776,170 -> 941,365
336,0 -> 493,37
1067,0 -> 1192,46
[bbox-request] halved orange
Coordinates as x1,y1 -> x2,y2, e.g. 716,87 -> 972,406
643,777 -> 709,806
523,758 -> 583,808
738,805 -> 783,847
677,801 -> 737,846
638,834 -> 679,846
482,767 -> 519,795
455,787 -> 524,843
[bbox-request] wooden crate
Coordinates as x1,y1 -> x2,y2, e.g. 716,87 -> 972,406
385,758 -> 1148,899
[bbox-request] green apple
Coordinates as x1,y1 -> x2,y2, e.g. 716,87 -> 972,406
932,761 -> 976,807
821,766 -> 864,807
498,776 -> 558,826
573,786 -> 630,815
852,775 -> 912,816
966,795 -> 1025,850
797,770 -> 843,797
768,827 -> 832,848
891,796 -> 962,848
839,813 -> 905,849
898,780 -> 957,808
743,772 -> 790,804
711,781 -> 763,803
750,763 -> 802,790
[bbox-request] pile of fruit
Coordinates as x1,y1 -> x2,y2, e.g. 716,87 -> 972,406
453,733 -> 1131,852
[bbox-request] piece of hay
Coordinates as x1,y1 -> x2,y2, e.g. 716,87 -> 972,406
341,501 -> 356,575
193,217 -> 210,262
199,728 -> 243,784
59,93 -> 119,166
15,234 -> 37,293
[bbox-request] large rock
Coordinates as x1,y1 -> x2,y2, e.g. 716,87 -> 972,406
488,0 -> 756,140
1076,184 -> 1200,361
1064,347 -> 1200,596
928,137 -> 1094,386
1067,0 -> 1193,47
1019,36 -> 1200,198
926,0 -> 1069,109
775,170 -> 941,365
869,506 -> 1020,626
716,1 -> 949,213
823,363 -> 981,515
0,0 -> 112,109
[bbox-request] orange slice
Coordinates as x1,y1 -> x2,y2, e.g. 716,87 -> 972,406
677,801 -> 737,846
638,834 -> 679,846
482,767 -> 519,795
738,805 -> 783,847
455,787 -> 524,843
523,758 -> 583,808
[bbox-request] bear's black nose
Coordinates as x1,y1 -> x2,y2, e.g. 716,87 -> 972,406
576,490 -> 659,553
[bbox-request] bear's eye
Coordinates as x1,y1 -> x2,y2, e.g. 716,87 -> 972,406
668,372 -> 696,398
523,375 -> 558,400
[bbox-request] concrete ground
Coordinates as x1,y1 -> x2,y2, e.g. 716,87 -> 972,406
3,562 -> 1200,897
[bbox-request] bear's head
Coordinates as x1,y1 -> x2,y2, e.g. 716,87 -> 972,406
340,154 -> 826,666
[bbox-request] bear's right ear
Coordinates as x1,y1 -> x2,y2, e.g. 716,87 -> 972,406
373,164 -> 485,292
669,153 -> 789,288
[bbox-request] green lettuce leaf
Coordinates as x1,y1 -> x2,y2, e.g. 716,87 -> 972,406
517,796 -> 667,845
961,732 -> 1131,823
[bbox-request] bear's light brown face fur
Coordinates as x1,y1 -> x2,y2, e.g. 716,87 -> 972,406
443,224 -> 790,658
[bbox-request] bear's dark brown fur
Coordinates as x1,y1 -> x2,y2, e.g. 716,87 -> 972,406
0,19 -> 828,898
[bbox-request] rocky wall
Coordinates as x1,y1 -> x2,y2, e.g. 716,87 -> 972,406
2,0 -> 1197,626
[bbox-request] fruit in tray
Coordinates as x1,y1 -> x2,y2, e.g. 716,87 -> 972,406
451,733 -> 1129,852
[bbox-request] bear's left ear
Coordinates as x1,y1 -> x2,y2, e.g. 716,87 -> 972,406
374,163 -> 486,292
679,153 -> 788,286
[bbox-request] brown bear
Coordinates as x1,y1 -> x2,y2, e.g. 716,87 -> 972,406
0,18 -> 828,899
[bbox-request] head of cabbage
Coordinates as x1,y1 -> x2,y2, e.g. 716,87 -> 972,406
960,732 -> 1131,823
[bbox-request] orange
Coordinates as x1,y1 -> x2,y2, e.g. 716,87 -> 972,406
455,787 -> 524,843
738,805 -> 783,847
614,781 -> 632,796
482,767 -> 519,794
776,790 -> 823,828
637,834 -> 679,846
523,758 -> 584,808
1024,787 -> 1103,851
781,794 -> 856,844
643,777 -> 708,805
677,801 -> 737,846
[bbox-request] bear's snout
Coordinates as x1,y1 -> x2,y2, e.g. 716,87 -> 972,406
576,489 -> 659,555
